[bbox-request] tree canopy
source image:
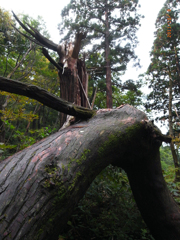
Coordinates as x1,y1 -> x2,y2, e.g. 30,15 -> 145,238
146,0 -> 180,180
59,0 -> 143,108
146,0 -> 180,118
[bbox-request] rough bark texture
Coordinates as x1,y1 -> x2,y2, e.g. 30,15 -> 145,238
57,33 -> 88,127
168,68 -> 180,181
0,95 -> 5,143
105,3 -> 112,108
58,58 -> 89,127
174,47 -> 180,90
0,104 -> 179,240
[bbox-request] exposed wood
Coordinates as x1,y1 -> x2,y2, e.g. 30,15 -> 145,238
12,12 -> 89,128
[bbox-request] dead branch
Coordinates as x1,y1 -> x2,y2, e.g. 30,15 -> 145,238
0,76 -> 96,119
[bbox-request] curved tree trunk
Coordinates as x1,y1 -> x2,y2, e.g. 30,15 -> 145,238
0,105 -> 179,240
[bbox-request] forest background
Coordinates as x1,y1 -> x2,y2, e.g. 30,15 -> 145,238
0,0 -> 180,239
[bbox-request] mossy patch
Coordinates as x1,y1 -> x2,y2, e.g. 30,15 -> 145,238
68,149 -> 90,170
98,123 -> 142,158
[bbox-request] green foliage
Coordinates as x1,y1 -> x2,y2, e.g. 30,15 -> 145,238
145,0 -> 180,181
160,145 -> 173,167
59,0 -> 143,108
88,76 -> 143,109
145,0 -> 180,120
60,165 -> 154,240
161,165 -> 180,204
0,8 -> 60,160
58,146 -> 180,239
112,81 -> 143,108
160,145 -> 180,204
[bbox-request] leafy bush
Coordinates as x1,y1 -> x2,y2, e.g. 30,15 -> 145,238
60,166 -> 154,240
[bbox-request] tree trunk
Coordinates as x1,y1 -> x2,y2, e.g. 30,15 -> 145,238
105,3 -> 112,108
0,95 -> 6,143
58,58 -> 89,127
1,104 -> 179,240
174,47 -> 180,91
168,67 -> 180,181
11,12 -> 89,128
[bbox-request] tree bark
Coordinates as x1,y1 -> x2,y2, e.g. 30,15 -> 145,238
1,104 -> 179,240
168,67 -> 180,181
105,3 -> 112,108
174,47 -> 180,91
58,58 -> 89,127
12,12 -> 89,128
0,76 -> 95,120
0,95 -> 6,143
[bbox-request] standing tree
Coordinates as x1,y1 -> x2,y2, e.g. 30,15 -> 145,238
146,0 -> 180,181
12,12 -> 90,128
59,0 -> 142,108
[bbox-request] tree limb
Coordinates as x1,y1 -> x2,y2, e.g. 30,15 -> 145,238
12,11 -> 58,52
41,48 -> 63,71
0,76 -> 96,119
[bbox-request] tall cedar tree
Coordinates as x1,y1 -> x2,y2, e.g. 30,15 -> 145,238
59,0 -> 142,108
146,0 -> 180,181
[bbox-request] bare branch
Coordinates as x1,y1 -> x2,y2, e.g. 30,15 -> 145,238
41,48 -> 63,71
91,86 -> 98,108
12,11 -> 58,52
11,24 -> 47,47
7,42 -> 34,79
77,74 -> 91,109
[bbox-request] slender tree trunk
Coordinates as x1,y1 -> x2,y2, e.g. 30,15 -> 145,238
174,47 -> 180,91
0,95 -> 5,143
168,67 -> 180,181
105,3 -> 112,108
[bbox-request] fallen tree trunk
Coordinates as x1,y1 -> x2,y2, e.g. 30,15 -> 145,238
0,105 -> 179,240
